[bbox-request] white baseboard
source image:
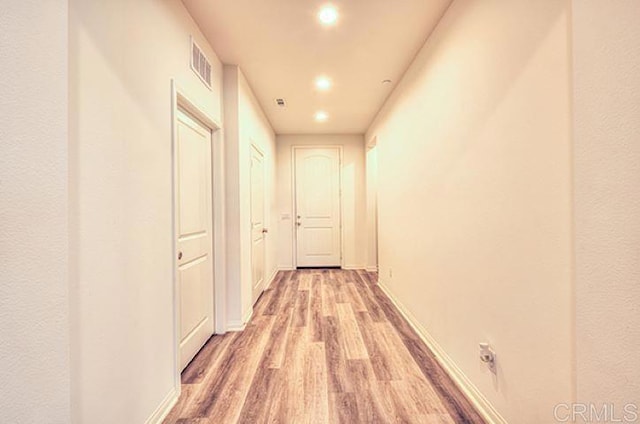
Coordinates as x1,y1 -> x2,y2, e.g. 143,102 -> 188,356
227,319 -> 247,332
264,267 -> 280,290
227,306 -> 254,332
377,280 -> 507,424
365,266 -> 378,272
277,266 -> 295,271
342,265 -> 366,270
243,305 -> 253,322
145,387 -> 179,424
227,308 -> 253,333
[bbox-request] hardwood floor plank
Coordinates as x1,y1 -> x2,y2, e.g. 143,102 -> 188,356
293,289 -> 310,327
322,316 -> 351,394
265,307 -> 294,369
165,269 -> 486,424
321,278 -> 337,317
336,303 -> 369,360
190,316 -> 273,421
298,271 -> 312,290
329,392 -> 359,424
262,271 -> 290,315
354,311 -> 401,381
236,367 -> 280,423
277,271 -> 299,313
345,282 -> 368,312
346,359 -> 394,423
306,342 -> 329,423
204,315 -> 275,422
310,275 -> 324,342
333,273 -> 349,303
174,418 -> 210,424
380,380 -> 415,423
351,271 -> 386,322
277,325 -> 308,423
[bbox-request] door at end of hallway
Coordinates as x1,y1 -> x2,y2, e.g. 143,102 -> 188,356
294,146 -> 342,268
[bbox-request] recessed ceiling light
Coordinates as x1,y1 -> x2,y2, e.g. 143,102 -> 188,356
315,111 -> 329,122
315,76 -> 332,91
382,79 -> 392,85
318,5 -> 338,25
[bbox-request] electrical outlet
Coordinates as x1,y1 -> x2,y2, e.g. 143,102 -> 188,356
479,343 -> 496,373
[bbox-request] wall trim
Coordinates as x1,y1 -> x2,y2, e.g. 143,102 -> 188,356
228,307 -> 254,332
243,305 -> 254,323
144,387 -> 179,424
229,270 -> 278,332
264,267 -> 280,291
226,320 -> 247,332
377,280 -> 508,424
342,265 -> 366,270
365,266 -> 378,272
278,266 -> 295,271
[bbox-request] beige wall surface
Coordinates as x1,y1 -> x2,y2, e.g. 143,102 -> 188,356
365,144 -> 379,271
366,0 -> 573,422
69,0 -> 223,422
573,0 -> 640,410
276,134 -> 367,270
224,65 -> 278,326
0,1 -> 71,422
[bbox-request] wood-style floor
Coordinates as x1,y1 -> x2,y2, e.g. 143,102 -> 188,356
164,269 -> 485,424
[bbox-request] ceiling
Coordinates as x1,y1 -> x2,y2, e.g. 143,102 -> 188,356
182,0 -> 452,134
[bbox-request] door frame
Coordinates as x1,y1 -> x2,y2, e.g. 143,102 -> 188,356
171,80 -> 226,393
291,145 -> 344,269
250,142 -> 267,304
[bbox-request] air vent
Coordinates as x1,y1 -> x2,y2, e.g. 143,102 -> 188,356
190,37 -> 212,90
274,98 -> 287,108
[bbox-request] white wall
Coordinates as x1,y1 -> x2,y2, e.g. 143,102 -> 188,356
69,0 -> 223,422
224,65 -> 278,327
0,2 -> 70,422
573,0 -> 640,411
276,134 -> 366,270
365,1 -> 573,422
365,143 -> 379,271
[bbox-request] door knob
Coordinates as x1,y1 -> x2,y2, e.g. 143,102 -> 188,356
262,228 -> 268,234
178,251 -> 183,260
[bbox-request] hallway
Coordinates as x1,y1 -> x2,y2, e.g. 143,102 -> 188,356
164,269 -> 484,423
4,1 -> 640,423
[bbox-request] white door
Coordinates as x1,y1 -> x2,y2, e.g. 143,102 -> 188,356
176,108 -> 214,370
251,145 -> 266,304
294,147 -> 341,267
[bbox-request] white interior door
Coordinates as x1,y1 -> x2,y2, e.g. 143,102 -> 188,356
251,145 -> 266,304
176,108 -> 214,371
294,147 -> 341,267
